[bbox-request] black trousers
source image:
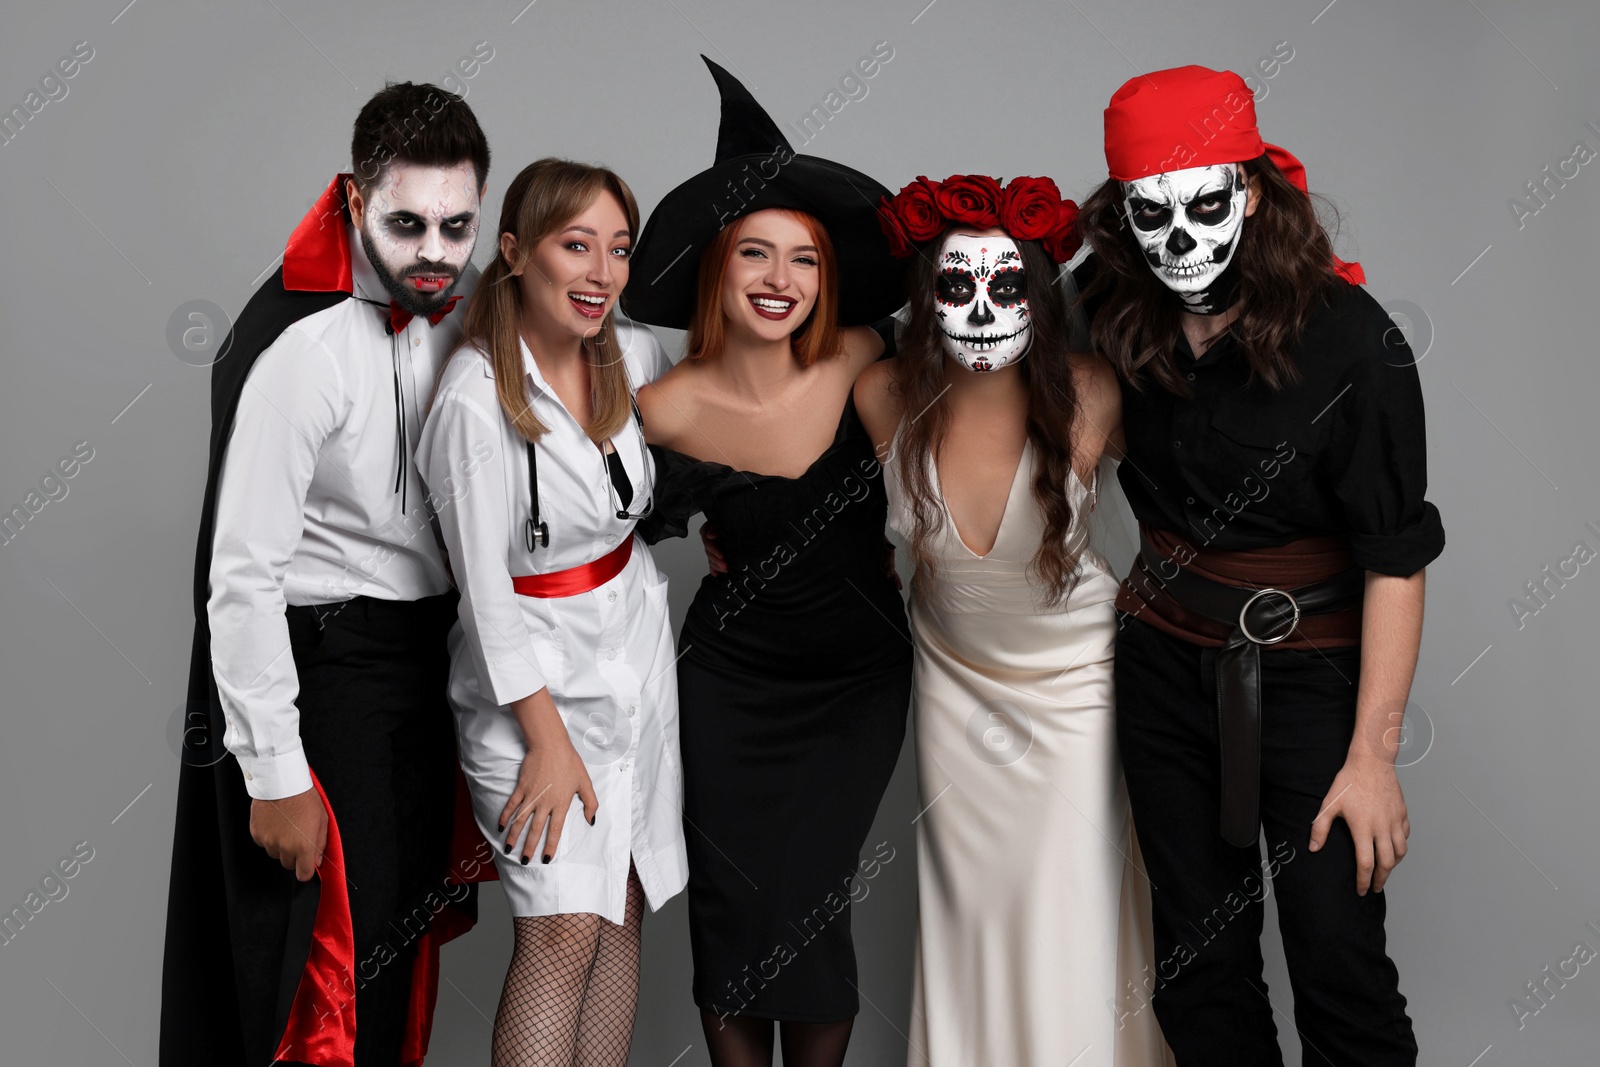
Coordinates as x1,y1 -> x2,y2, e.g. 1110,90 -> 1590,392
285,591 -> 458,1066
1114,613 -> 1417,1067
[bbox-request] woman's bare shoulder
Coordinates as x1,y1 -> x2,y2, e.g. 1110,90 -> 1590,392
852,356 -> 907,456
840,324 -> 887,372
637,358 -> 705,447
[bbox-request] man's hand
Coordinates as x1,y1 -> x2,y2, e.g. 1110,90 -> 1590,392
250,787 -> 328,882
883,536 -> 902,591
1308,753 -> 1410,896
1314,569 -> 1424,896
701,522 -> 728,575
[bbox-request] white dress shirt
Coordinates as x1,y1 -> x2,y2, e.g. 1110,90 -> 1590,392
416,321 -> 689,922
208,226 -> 474,800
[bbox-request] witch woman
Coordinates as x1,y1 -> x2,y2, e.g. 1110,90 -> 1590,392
628,57 -> 912,1067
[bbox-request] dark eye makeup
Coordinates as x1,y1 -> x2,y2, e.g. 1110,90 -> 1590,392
937,268 -> 977,306
988,268 -> 1028,307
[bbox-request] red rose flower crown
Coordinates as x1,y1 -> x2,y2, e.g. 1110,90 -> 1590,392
876,174 -> 1082,264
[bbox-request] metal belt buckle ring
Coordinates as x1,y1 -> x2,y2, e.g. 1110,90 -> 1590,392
1239,587 -> 1300,644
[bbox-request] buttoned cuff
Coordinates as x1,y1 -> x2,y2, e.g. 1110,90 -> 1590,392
238,745 -> 315,801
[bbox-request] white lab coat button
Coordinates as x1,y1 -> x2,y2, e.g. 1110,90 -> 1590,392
412,336 -> 421,347
607,589 -> 618,603
606,648 -> 618,661
626,704 -> 636,717
604,534 -> 618,546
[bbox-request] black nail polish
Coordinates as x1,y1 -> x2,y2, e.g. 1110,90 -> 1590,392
542,854 -> 552,864
588,814 -> 595,826
497,822 -> 506,833
519,854 -> 530,865
503,843 -> 512,855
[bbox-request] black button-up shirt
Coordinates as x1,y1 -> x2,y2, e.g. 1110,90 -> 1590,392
1105,278 -> 1445,577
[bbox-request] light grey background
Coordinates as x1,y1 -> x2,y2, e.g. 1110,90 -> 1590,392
2,0 -> 1597,1063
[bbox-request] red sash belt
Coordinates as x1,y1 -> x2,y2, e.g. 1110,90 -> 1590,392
511,536 -> 633,598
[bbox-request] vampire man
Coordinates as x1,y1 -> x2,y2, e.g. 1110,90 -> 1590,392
161,82 -> 490,1067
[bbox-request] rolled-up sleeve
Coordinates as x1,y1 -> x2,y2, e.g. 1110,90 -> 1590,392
418,375 -> 547,706
1327,352 -> 1445,576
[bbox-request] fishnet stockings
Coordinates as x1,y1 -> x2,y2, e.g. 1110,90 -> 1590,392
492,863 -> 645,1067
699,1010 -> 855,1067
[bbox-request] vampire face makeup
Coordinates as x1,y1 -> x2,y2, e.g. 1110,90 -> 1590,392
350,160 -> 482,317
935,232 -> 1031,372
719,209 -> 822,345
1122,163 -> 1248,314
504,189 -> 632,345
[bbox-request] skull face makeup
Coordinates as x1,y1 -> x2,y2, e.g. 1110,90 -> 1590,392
354,160 -> 483,317
1123,163 -> 1247,315
935,233 -> 1031,372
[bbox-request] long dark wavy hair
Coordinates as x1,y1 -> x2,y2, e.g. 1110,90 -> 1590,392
1078,152 -> 1340,396
893,228 -> 1084,603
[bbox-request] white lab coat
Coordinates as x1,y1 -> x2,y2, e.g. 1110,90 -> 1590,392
415,319 -> 687,922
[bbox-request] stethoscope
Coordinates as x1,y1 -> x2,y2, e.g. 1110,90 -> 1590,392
524,398 -> 655,552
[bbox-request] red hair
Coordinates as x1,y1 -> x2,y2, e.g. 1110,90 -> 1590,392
685,210 -> 842,368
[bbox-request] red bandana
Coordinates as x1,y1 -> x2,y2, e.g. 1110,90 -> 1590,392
1103,65 -> 1364,284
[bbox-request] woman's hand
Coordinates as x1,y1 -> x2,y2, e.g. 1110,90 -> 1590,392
501,688 -> 598,865
1308,752 -> 1410,895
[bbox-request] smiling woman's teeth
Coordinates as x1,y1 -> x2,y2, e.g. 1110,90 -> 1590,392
751,297 -> 792,311
570,293 -> 605,305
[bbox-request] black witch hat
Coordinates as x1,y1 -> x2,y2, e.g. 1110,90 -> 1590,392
624,56 -> 906,330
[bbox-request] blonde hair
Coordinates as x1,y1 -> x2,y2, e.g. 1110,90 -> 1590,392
459,158 -> 640,443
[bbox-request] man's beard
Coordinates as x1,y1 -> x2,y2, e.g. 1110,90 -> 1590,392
361,229 -> 463,317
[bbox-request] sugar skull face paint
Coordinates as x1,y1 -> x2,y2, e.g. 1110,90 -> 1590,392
935,233 -> 1031,372
353,160 -> 482,316
1122,163 -> 1247,314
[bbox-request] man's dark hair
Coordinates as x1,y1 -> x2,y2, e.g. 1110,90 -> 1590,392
350,81 -> 490,192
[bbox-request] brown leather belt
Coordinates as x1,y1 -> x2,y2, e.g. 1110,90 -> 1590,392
1132,531 -> 1365,848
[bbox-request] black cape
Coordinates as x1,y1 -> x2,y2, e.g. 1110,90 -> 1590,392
159,260 -> 482,1065
159,267 -> 350,1065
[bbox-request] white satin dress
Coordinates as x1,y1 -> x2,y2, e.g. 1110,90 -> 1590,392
886,434 -> 1173,1067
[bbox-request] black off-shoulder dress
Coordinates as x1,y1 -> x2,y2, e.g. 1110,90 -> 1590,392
641,394 -> 912,1022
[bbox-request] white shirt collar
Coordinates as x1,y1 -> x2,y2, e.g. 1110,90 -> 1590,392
517,334 -> 554,397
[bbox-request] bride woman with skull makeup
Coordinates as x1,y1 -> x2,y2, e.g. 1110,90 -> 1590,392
1076,66 -> 1442,1065
625,59 -> 913,1067
854,176 -> 1172,1067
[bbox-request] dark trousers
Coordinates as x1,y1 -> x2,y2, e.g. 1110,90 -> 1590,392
1114,614 -> 1417,1067
286,592 -> 458,1066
